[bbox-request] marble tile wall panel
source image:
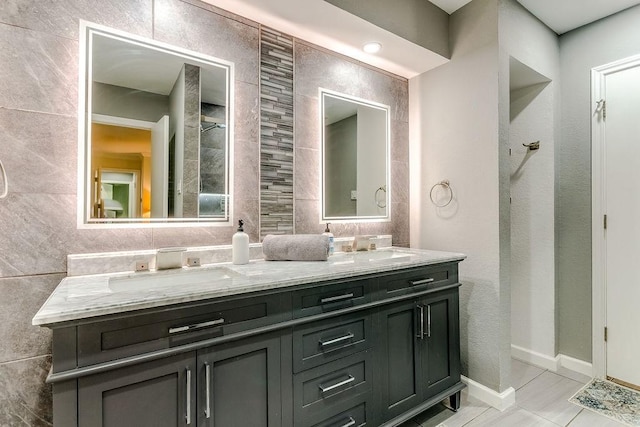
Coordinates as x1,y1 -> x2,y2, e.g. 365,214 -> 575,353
260,27 -> 295,238
0,24 -> 77,116
293,41 -> 410,245
0,275 -> 61,363
0,0 -> 152,40
0,356 -> 52,426
153,0 -> 260,85
0,109 -> 77,195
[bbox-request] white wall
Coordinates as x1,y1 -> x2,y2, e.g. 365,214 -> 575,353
558,4 -> 640,361
356,105 -> 387,216
169,65 -> 186,217
499,0 -> 560,360
410,0 -> 511,392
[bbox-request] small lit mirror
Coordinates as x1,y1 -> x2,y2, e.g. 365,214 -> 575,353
321,89 -> 390,221
80,22 -> 233,226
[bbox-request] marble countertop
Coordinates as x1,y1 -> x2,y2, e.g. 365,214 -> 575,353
32,247 -> 465,327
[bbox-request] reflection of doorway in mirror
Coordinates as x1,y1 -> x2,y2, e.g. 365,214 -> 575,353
91,117 -> 154,219
100,170 -> 140,218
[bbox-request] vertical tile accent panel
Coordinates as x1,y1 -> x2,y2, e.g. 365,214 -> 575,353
260,27 -> 294,238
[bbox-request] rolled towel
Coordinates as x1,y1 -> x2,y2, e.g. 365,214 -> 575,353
262,234 -> 330,261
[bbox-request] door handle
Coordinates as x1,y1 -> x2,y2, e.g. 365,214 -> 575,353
186,367 -> 192,425
204,362 -> 211,419
416,305 -> 425,340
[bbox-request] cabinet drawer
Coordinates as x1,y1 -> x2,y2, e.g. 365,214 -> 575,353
293,278 -> 374,318
293,312 -> 371,373
294,351 -> 372,426
381,263 -> 457,296
77,293 -> 289,366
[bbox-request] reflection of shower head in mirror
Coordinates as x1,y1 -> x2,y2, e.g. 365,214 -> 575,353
200,123 -> 227,133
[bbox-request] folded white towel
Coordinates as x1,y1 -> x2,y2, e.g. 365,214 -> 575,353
262,234 -> 330,261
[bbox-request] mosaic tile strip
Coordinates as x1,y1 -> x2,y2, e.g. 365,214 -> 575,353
260,27 -> 295,238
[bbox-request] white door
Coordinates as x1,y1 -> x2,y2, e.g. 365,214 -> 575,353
151,115 -> 170,218
603,63 -> 640,388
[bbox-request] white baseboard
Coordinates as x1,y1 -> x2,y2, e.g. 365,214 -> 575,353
511,344 -> 593,378
558,354 -> 593,377
461,375 -> 515,411
511,344 -> 559,371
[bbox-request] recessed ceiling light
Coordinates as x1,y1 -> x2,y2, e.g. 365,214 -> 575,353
363,42 -> 382,54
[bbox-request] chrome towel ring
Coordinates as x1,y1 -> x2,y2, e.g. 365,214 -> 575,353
429,180 -> 453,207
375,185 -> 386,208
0,159 -> 7,199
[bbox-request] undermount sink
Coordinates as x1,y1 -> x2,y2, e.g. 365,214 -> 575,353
108,266 -> 242,292
363,249 -> 416,262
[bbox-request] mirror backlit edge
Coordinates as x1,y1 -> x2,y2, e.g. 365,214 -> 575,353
78,21 -> 235,228
320,88 -> 391,223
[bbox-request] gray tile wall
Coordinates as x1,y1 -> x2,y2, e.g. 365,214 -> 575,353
0,0 -> 408,423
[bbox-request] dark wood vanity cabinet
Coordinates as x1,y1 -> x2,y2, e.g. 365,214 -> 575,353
49,261 -> 463,427
375,287 -> 461,424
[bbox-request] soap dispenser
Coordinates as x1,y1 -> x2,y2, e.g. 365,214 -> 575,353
232,219 -> 250,265
323,223 -> 335,256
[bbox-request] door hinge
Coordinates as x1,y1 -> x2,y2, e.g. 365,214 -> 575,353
604,326 -> 608,342
604,214 -> 607,230
596,99 -> 606,120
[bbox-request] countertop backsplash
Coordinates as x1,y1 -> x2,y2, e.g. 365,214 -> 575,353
66,235 -> 393,277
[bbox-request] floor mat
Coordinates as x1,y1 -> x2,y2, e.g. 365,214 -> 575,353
569,378 -> 640,426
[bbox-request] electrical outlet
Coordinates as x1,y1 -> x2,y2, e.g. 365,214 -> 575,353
187,257 -> 201,267
350,190 -> 357,201
135,261 -> 149,272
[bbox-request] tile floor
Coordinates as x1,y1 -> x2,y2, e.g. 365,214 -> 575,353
399,358 -> 628,427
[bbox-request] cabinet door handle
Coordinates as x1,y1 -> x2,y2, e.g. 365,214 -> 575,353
339,416 -> 357,427
319,332 -> 355,348
320,293 -> 355,304
416,305 -> 425,340
427,304 -> 431,338
186,368 -> 192,425
169,318 -> 225,334
319,375 -> 355,393
410,277 -> 435,286
204,362 -> 211,419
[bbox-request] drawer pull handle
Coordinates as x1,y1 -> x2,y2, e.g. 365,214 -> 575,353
319,332 -> 355,347
321,293 -> 355,304
340,416 -> 357,427
427,304 -> 432,338
204,362 -> 211,419
186,368 -> 192,425
169,318 -> 225,334
319,375 -> 355,393
410,278 -> 435,286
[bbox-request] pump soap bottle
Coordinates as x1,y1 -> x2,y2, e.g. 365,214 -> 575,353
232,219 -> 250,265
323,223 -> 335,256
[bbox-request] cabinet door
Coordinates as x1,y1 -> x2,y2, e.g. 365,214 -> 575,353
420,288 -> 461,399
197,332 -> 283,427
78,352 -> 196,427
375,299 -> 424,422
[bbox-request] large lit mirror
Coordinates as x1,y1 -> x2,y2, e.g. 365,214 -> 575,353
79,22 -> 233,226
321,89 -> 390,222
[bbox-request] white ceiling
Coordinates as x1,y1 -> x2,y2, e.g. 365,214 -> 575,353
432,0 -> 640,34
202,0 -> 640,78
